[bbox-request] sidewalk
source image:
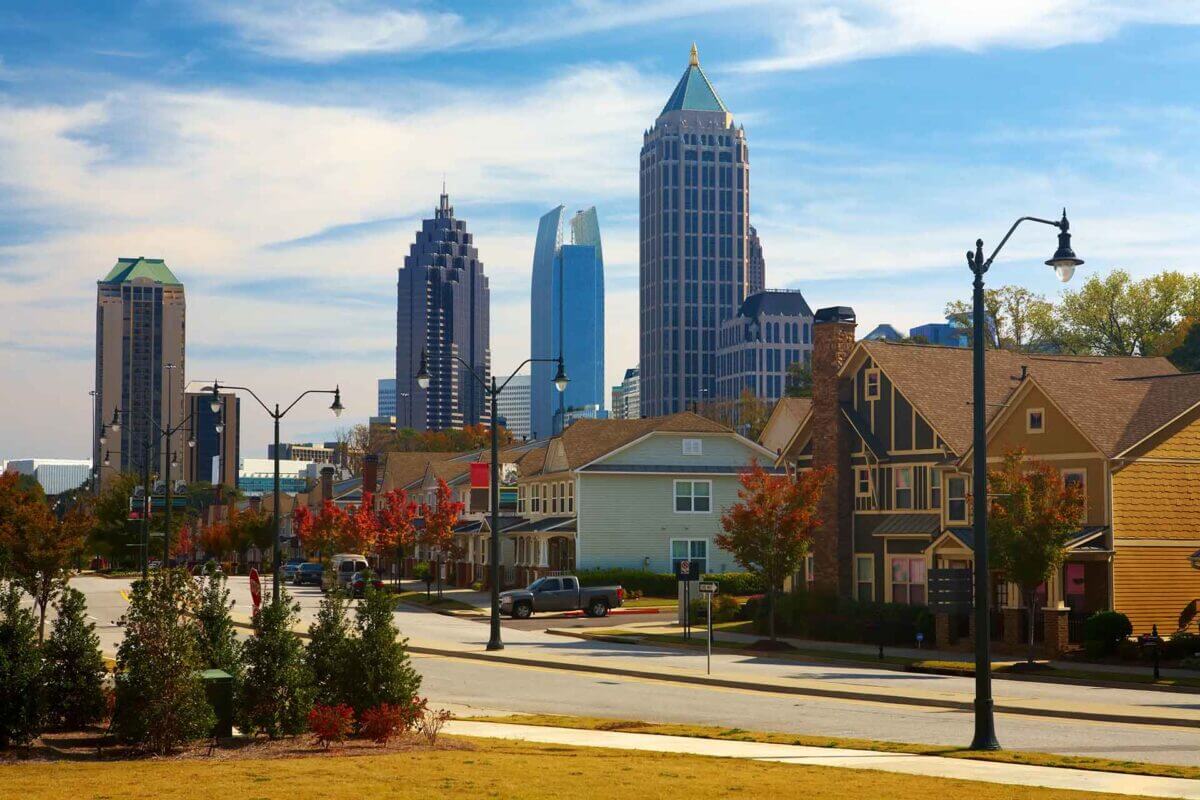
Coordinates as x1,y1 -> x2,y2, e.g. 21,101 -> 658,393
445,719 -> 1200,799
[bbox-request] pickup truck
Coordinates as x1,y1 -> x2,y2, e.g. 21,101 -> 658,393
499,576 -> 624,619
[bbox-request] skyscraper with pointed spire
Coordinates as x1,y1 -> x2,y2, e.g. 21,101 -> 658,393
396,189 -> 491,431
638,44 -> 753,417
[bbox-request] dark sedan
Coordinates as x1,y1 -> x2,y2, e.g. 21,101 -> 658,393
293,562 -> 324,586
351,572 -> 384,598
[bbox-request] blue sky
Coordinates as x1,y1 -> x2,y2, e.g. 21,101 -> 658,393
3,1 -> 1200,459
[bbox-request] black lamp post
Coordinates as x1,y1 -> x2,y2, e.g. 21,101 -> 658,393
966,209 -> 1082,751
415,348 -> 567,651
209,382 -> 343,603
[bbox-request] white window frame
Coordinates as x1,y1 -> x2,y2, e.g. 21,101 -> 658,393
530,484 -> 541,514
1062,468 -> 1087,515
1026,407 -> 1046,434
670,538 -> 709,574
864,368 -> 881,401
947,475 -> 968,523
889,555 -> 927,605
894,466 -> 914,510
854,467 -> 871,498
673,479 -> 713,514
682,438 -> 703,456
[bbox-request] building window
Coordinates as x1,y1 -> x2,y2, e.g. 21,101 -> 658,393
890,556 -> 926,605
671,539 -> 708,575
865,369 -> 881,401
855,467 -> 871,498
1026,408 -> 1045,433
894,466 -> 913,509
518,485 -> 526,513
566,481 -> 575,513
551,483 -> 559,513
947,476 -> 967,523
930,475 -> 941,509
855,555 -> 874,602
530,484 -> 541,513
1062,469 -> 1086,515
674,480 -> 712,513
683,438 -> 703,456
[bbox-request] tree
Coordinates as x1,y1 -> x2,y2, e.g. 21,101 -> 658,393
946,285 -> 1057,351
0,584 -> 42,748
988,450 -> 1086,664
227,505 -> 273,565
1054,269 -> 1200,356
295,500 -> 348,563
1,499 -> 91,641
113,568 -> 214,753
340,493 -> 379,555
347,585 -> 421,716
194,572 -> 244,698
377,489 -> 418,586
332,424 -> 371,476
420,478 -> 463,598
42,587 -> 107,729
717,463 -> 829,643
1167,318 -> 1200,372
306,592 -> 354,708
784,361 -> 813,398
239,591 -> 312,738
199,519 -> 232,562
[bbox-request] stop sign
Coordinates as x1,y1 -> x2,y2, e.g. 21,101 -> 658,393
249,568 -> 261,612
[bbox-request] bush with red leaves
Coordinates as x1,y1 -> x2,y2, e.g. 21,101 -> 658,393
307,703 -> 353,750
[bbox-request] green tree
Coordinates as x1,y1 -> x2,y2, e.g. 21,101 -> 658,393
42,587 -> 107,729
239,592 -> 312,738
1167,318 -> 1200,372
348,585 -> 421,715
305,591 -> 354,707
89,472 -> 140,567
194,572 -> 244,697
1055,269 -> 1200,356
0,584 -> 42,748
946,285 -> 1057,351
2,499 -> 91,641
113,569 -> 215,752
784,361 -> 813,398
988,450 -> 1086,664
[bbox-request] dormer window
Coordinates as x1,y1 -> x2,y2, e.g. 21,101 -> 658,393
683,438 -> 703,456
1027,408 -> 1045,434
864,369 -> 881,401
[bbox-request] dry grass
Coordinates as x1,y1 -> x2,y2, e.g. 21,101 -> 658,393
0,735 -> 1155,800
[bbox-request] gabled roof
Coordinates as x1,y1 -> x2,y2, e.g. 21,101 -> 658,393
858,340 -> 1197,457
553,412 -> 731,472
660,45 -> 728,115
380,452 -> 466,492
101,257 -> 182,286
759,397 -> 812,455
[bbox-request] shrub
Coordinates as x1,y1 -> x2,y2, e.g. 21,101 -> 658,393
470,581 -> 483,592
413,562 -> 432,584
194,572 -> 243,698
1161,632 -> 1200,661
417,702 -> 451,745
1082,611 -> 1132,659
42,587 -> 106,729
114,569 -> 214,753
347,585 -> 421,715
0,585 -> 42,748
688,594 -> 741,623
577,568 -> 675,597
359,702 -> 422,745
239,592 -> 313,738
741,590 -> 933,646
699,572 -> 765,596
306,592 -> 354,708
308,703 -> 353,749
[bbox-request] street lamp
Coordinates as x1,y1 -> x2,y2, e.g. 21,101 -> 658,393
965,208 -> 1082,752
210,381 -> 343,602
415,348 -> 566,651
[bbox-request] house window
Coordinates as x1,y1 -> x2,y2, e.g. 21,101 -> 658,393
855,555 -> 874,602
683,438 -> 703,455
671,539 -> 708,575
674,480 -> 712,513
530,484 -> 541,513
1027,408 -> 1045,434
930,475 -> 942,509
855,467 -> 871,498
566,482 -> 575,513
1062,469 -> 1086,515
894,466 -> 913,509
865,369 -> 881,401
551,483 -> 559,513
947,476 -> 967,523
890,556 -> 926,605
805,553 -> 815,587
518,485 -> 526,513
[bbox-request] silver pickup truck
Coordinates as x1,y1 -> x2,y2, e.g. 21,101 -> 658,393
499,575 -> 624,619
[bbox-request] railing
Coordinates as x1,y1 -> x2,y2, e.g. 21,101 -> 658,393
1068,614 -> 1087,645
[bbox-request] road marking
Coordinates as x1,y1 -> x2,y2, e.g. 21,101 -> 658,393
119,590 -> 130,603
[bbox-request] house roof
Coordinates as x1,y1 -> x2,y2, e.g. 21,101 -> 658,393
737,290 -> 813,320
100,257 -> 182,286
859,340 -> 1200,457
660,45 -> 728,115
555,412 -> 731,471
380,452 -> 466,492
872,513 -> 941,537
760,397 -> 812,456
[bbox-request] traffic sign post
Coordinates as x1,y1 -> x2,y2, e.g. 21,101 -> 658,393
674,560 -> 696,640
698,581 -> 718,674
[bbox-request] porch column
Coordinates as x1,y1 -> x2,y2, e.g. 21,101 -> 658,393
1043,606 -> 1070,656
1002,608 -> 1022,648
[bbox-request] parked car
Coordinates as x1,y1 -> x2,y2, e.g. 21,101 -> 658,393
499,575 -> 623,619
282,559 -> 307,582
350,571 -> 385,598
329,553 -> 370,591
293,562 -> 324,586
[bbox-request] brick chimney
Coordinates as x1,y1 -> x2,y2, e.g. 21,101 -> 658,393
363,453 -> 380,496
320,466 -> 335,502
811,306 -> 857,597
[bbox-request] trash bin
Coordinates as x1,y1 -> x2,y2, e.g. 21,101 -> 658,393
200,669 -> 233,738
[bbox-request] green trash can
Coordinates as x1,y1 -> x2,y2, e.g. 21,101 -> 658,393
200,669 -> 233,738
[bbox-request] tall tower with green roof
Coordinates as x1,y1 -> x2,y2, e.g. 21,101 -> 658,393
639,44 -> 753,418
94,257 -> 186,487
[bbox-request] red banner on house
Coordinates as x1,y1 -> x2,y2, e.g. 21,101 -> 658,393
470,462 -> 489,488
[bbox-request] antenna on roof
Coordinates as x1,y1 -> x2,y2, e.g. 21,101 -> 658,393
690,43 -> 699,67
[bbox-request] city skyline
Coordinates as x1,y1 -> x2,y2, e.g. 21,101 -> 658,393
4,4 -> 1200,456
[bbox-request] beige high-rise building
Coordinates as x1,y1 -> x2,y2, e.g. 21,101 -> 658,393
94,257 -> 186,489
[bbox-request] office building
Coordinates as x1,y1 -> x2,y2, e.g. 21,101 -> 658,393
716,290 -> 814,404
639,45 -> 753,417
863,324 -> 903,342
530,206 -> 605,439
268,442 -> 336,463
909,321 -> 969,347
183,382 -> 239,489
747,225 -> 765,296
93,257 -> 186,488
495,373 -> 531,441
610,367 -> 641,420
3,459 -> 92,496
396,190 -> 491,431
378,378 -> 397,418
237,458 -> 313,496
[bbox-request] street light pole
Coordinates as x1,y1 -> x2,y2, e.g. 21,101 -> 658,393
164,363 -> 176,566
965,210 -> 1082,752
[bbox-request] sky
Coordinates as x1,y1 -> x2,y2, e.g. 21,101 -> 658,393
3,1 -> 1200,461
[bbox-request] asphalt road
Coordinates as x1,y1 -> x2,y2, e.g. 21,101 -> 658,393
69,574 -> 1200,767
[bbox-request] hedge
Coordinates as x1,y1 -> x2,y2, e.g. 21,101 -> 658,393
740,591 -> 933,647
576,568 -> 764,598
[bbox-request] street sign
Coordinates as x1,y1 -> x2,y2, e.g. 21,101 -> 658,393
249,568 -> 262,613
698,581 -> 718,595
150,496 -> 190,511
928,568 -> 973,613
674,560 -> 699,581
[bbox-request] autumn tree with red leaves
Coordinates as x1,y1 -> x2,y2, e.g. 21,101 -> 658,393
377,489 -> 419,586
294,500 -> 349,564
340,492 -> 379,558
420,478 -> 464,597
717,463 -> 829,643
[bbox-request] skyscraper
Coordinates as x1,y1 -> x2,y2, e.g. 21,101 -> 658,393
530,206 -> 605,440
747,225 -> 766,296
396,191 -> 491,432
610,367 -> 641,420
495,374 -> 531,441
93,257 -> 186,488
377,378 -> 397,417
639,45 -> 752,417
716,290 -> 813,405
184,382 -> 239,489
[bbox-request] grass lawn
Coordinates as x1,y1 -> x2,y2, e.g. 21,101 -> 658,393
0,735 -> 1150,800
466,714 -> 1200,782
394,591 -> 479,611
623,596 -> 678,608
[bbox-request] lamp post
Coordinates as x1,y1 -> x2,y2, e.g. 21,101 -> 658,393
209,382 -> 343,603
965,209 -> 1082,751
416,348 -> 567,651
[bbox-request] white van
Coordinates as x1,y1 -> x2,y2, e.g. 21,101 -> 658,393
329,553 -> 370,591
